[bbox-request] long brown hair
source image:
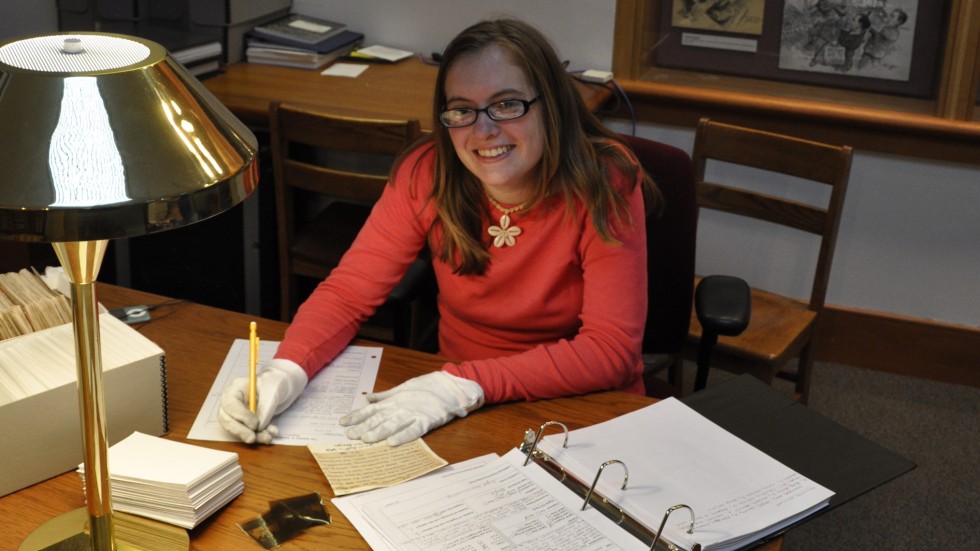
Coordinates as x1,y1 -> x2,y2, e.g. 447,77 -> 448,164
400,18 -> 655,275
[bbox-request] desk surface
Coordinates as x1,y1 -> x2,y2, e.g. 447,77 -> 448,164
203,58 -> 613,130
1,285 -> 785,550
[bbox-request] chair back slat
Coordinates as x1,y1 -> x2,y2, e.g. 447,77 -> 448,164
283,160 -> 388,203
274,105 -> 421,155
698,181 -> 828,235
696,119 -> 852,185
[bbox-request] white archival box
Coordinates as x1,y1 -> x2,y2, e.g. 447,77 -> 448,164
0,313 -> 168,497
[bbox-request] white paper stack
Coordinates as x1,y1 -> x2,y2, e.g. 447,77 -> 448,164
1,313 -> 168,498
79,432 -> 244,529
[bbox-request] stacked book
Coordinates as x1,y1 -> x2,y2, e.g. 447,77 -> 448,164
79,432 -> 244,529
245,14 -> 363,70
171,41 -> 223,79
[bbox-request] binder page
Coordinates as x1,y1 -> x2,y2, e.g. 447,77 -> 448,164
333,454 -> 498,551
332,451 -> 647,551
536,398 -> 834,551
188,341 -> 380,445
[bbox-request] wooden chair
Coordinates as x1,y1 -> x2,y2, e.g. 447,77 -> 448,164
620,135 -> 698,398
688,117 -> 853,403
270,101 -> 436,348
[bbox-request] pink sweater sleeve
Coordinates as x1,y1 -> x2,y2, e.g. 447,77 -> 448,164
444,169 -> 648,403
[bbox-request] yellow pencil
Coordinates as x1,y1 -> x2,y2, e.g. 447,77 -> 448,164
249,321 -> 257,413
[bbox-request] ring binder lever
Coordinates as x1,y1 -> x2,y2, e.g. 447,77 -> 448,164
650,504 -> 695,551
581,459 -> 628,511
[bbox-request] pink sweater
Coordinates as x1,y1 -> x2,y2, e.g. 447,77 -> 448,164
276,142 -> 647,402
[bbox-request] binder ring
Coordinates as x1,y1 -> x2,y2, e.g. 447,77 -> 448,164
580,459 -> 628,511
522,421 -> 569,466
649,504 -> 695,551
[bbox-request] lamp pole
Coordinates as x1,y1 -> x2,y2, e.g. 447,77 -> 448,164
53,240 -> 116,549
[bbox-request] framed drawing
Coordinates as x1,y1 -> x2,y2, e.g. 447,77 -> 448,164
672,0 -> 766,35
652,0 -> 950,98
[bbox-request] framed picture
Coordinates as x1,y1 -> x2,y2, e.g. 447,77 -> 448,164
652,0 -> 949,98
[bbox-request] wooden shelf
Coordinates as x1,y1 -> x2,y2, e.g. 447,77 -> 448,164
636,66 -> 939,116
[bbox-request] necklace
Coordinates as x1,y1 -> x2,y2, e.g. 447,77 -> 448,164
487,193 -> 524,247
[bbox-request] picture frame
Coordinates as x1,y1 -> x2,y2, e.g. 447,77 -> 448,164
652,0 -> 950,98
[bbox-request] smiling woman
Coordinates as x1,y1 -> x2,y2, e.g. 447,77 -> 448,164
443,43 -> 545,207
217,18 -> 662,448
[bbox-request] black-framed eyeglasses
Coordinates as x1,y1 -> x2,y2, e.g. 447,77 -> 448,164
439,96 -> 540,128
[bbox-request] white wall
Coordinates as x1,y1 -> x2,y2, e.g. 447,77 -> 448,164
9,0 -> 979,329
0,0 -> 57,41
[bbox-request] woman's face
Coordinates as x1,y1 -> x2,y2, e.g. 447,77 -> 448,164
444,44 -> 544,203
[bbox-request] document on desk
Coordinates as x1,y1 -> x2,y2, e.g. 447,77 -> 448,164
309,439 -> 447,496
188,340 -> 380,445
332,451 -> 647,551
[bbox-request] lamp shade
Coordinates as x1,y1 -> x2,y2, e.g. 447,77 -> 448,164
0,32 -> 258,242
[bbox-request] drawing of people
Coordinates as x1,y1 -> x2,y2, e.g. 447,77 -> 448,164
778,0 -> 916,81
804,0 -> 846,67
674,0 -> 763,35
706,1 -> 737,27
836,12 -> 872,72
858,7 -> 908,70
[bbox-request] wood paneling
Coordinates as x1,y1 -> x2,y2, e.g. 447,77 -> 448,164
815,305 -> 980,388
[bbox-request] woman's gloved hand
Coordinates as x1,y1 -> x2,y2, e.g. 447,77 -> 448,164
218,358 -> 307,444
339,371 -> 485,446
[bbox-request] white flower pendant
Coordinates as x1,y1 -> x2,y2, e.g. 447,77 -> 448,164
488,213 -> 522,247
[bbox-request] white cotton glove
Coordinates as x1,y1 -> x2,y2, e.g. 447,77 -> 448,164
339,371 -> 485,447
218,359 -> 308,444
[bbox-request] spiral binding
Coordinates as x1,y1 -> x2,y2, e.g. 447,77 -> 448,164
159,355 -> 170,434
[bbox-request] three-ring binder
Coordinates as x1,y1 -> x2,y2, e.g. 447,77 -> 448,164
519,421 -> 700,551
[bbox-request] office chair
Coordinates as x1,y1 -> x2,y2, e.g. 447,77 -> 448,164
688,117 -> 853,403
620,135 -> 698,398
270,101 -> 436,349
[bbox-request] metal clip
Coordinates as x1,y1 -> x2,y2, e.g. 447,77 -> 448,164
581,459 -> 628,511
522,421 -> 569,466
649,504 -> 695,551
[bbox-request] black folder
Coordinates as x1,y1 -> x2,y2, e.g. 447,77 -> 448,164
682,375 -> 916,510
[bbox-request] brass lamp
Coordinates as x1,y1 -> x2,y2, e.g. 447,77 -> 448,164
0,33 -> 257,550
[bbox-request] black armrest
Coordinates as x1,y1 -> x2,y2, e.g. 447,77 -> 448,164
695,275 -> 751,337
693,275 -> 751,391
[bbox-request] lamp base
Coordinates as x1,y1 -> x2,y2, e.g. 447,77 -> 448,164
19,508 -> 189,551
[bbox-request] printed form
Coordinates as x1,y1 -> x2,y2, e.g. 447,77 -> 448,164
188,340 -> 380,445
333,451 -> 648,551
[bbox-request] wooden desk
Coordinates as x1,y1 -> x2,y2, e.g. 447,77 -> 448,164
203,58 -> 613,130
1,284 -> 773,550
